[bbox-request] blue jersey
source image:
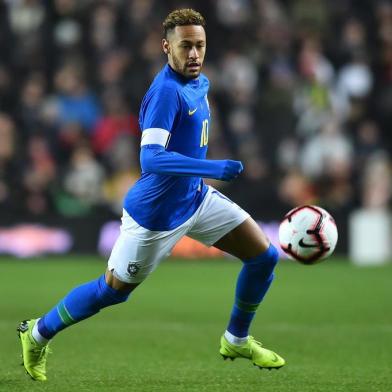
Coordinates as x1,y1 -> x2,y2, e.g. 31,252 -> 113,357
124,64 -> 211,231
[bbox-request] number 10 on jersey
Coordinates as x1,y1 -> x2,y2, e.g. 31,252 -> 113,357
200,119 -> 209,147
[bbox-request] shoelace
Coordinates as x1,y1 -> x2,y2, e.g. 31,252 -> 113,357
248,336 -> 263,355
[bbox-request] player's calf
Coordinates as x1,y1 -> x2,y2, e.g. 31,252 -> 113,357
226,244 -> 279,340
35,274 -> 130,342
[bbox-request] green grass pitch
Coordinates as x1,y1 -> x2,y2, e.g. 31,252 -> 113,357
1,256 -> 391,392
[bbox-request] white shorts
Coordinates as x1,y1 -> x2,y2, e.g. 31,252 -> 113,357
107,186 -> 250,283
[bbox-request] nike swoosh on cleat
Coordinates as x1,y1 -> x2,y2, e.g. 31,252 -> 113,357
188,108 -> 197,115
298,238 -> 319,248
271,353 -> 279,363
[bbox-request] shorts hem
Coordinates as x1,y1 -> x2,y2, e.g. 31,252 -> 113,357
203,213 -> 250,247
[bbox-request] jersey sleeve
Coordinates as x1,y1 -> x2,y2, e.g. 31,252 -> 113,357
140,145 -> 243,181
140,83 -> 181,132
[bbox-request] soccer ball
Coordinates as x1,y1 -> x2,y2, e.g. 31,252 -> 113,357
278,205 -> 338,264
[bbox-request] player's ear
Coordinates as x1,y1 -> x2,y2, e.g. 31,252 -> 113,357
162,39 -> 170,54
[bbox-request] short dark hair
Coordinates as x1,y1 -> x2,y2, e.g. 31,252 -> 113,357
163,9 -> 206,38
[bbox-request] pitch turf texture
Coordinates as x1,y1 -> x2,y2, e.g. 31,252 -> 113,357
1,256 -> 391,392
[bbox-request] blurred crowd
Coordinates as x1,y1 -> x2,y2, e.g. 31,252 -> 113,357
0,0 -> 391,220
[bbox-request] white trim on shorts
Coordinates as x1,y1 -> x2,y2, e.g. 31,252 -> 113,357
107,186 -> 250,283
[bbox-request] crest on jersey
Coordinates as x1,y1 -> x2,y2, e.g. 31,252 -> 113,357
127,262 -> 141,276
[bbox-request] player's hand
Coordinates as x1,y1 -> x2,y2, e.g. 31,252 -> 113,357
220,160 -> 243,181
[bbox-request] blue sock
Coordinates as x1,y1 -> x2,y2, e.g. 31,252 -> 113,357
227,244 -> 279,338
37,275 -> 130,339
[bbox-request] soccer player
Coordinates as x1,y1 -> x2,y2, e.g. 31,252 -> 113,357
18,9 -> 285,381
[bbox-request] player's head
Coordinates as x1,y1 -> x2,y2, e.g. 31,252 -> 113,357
162,9 -> 206,79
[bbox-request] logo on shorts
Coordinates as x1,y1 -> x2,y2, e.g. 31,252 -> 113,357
127,262 -> 141,277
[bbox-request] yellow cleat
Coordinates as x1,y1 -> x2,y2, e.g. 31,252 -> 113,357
220,335 -> 285,370
17,319 -> 50,381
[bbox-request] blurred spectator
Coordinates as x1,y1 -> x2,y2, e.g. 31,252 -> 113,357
354,120 -> 383,172
23,134 -> 56,215
300,119 -> 353,179
7,0 -> 48,71
294,37 -> 334,136
338,18 -> 368,62
278,170 -> 317,207
55,143 -> 105,216
89,1 -> 118,55
227,107 -> 266,181
17,73 -> 47,135
121,0 -> 158,46
361,154 -> 392,208
0,65 -> 16,114
219,51 -> 259,101
0,113 -> 21,213
97,48 -> 131,91
335,52 -> 373,120
299,119 -> 354,209
215,0 -> 252,27
92,88 -> 139,159
54,63 -> 101,132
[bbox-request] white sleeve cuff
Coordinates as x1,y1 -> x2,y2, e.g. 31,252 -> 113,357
140,128 -> 171,148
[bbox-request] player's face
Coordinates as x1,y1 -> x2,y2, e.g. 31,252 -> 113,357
163,25 -> 206,79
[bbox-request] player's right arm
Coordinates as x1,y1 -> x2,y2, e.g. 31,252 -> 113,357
139,84 -> 243,181
141,144 -> 243,181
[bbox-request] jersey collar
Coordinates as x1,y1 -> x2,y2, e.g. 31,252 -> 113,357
166,64 -> 200,87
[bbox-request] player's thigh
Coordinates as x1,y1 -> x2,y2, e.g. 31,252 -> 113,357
188,187 -> 269,259
187,187 -> 249,250
213,216 -> 270,259
107,211 -> 185,284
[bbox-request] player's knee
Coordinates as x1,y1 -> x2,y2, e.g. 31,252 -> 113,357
264,243 -> 279,269
245,243 -> 279,272
264,244 -> 279,273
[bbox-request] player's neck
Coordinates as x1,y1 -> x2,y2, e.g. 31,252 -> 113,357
167,63 -> 199,84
